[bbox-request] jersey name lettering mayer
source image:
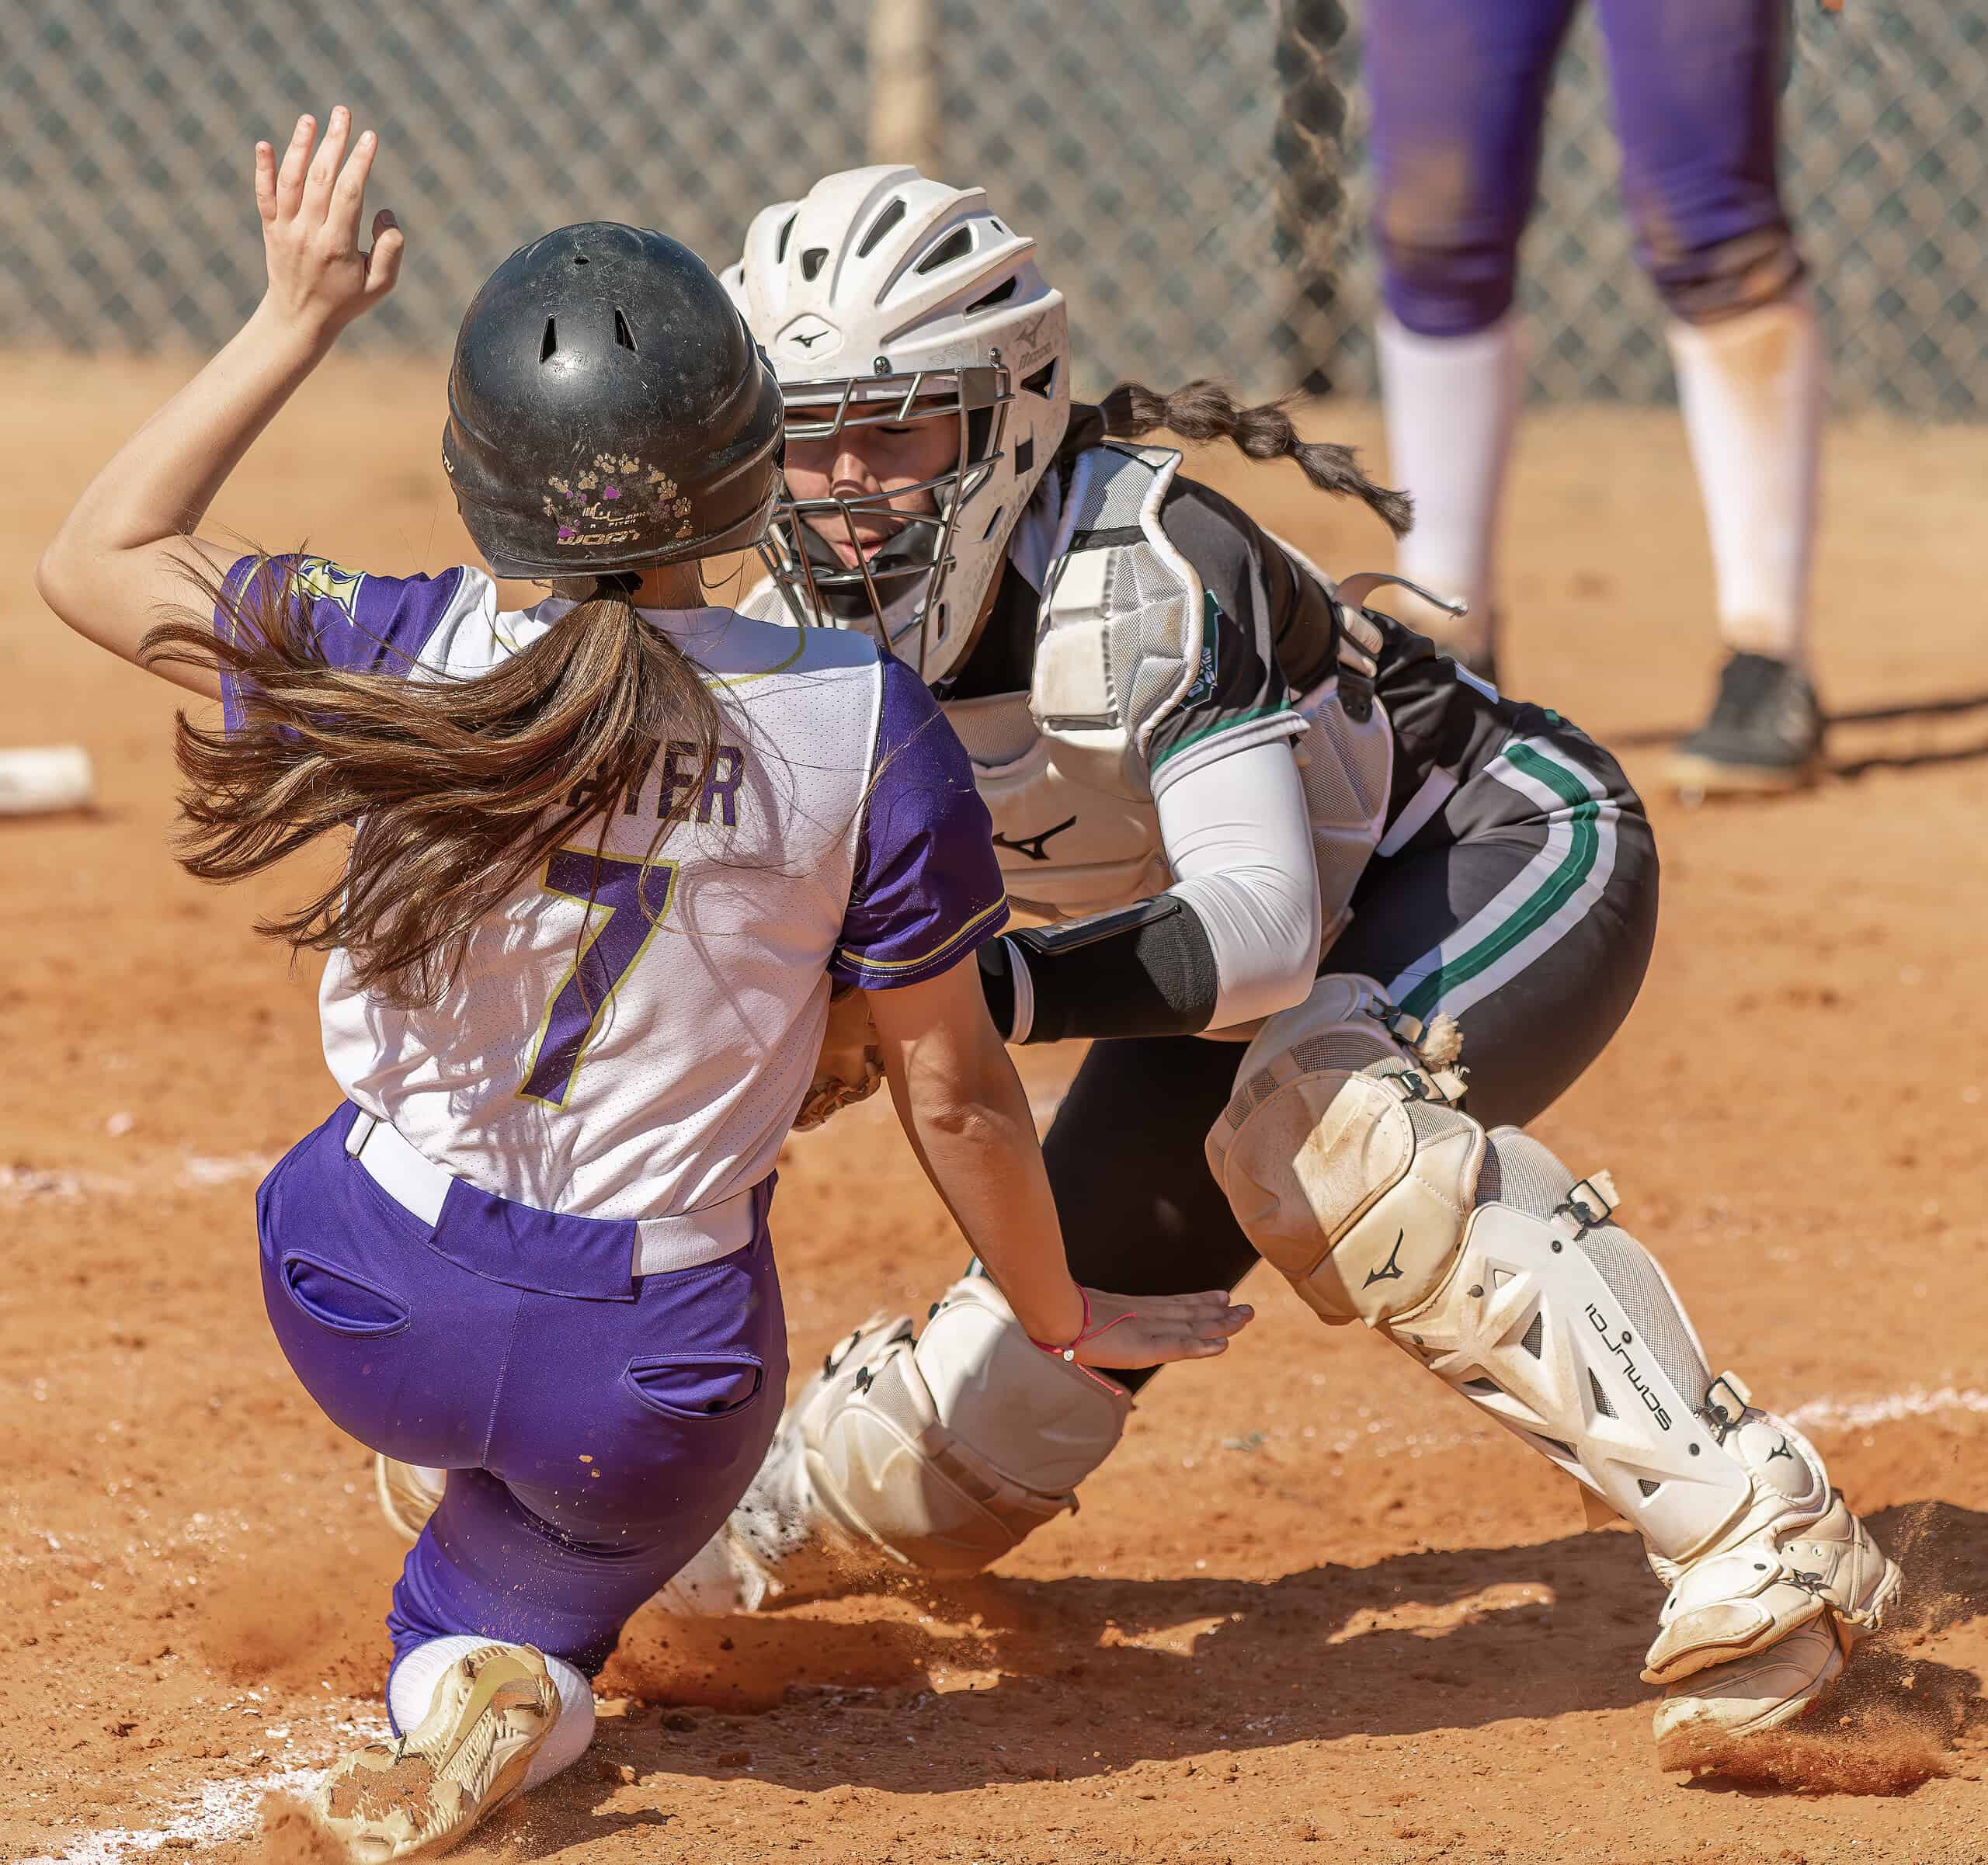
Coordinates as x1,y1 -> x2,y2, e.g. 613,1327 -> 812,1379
567,739 -> 749,825
215,556 -> 1006,1223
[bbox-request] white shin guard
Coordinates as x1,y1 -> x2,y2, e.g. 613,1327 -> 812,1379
659,1276 -> 1131,1613
1207,974 -> 1899,1714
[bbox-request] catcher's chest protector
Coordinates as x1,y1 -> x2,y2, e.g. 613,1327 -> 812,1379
947,443 -> 1392,934
944,443 -> 1194,919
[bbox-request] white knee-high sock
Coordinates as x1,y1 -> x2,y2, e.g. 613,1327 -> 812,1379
386,1634 -> 597,1790
1666,285 -> 1823,669
1376,311 -> 1524,655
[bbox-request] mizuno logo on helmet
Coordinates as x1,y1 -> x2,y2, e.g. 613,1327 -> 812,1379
780,314 -> 839,356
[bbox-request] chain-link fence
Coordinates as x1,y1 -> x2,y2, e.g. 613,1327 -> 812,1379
1277,1 -> 1988,414
4,1 -> 1983,415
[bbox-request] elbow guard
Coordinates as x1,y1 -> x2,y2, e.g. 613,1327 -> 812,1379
976,897 -> 1220,1044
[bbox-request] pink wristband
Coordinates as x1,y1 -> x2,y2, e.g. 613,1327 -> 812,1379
1027,1287 -> 1133,1391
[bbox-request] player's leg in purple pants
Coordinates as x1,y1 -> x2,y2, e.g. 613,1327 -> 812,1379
1364,0 -> 1578,340
255,1104 -> 787,1684
1361,0 -> 1576,662
1597,0 -> 1823,753
1364,0 -> 1822,748
1366,0 -> 1801,335
1594,0 -> 1801,321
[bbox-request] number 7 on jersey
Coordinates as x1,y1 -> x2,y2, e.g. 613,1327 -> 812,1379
518,849 -> 679,1109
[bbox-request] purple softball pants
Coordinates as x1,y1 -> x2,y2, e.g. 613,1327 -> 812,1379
1367,0 -> 1802,335
255,1103 -> 786,1676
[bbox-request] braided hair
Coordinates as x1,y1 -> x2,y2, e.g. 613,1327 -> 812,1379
1095,380 -> 1412,537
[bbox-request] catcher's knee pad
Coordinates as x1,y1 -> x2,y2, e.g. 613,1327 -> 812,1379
802,1274 -> 1132,1577
1204,971 -> 1479,1327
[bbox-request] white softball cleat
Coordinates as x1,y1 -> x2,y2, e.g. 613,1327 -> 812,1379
1646,1454 -> 1901,1755
315,1641 -> 557,1860
1654,1621 -> 1854,1754
375,1455 -> 446,1544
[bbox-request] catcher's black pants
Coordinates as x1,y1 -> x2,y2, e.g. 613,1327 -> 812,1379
1044,708 -> 1658,1391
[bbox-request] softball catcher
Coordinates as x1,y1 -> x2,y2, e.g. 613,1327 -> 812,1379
380,165 -> 1896,1759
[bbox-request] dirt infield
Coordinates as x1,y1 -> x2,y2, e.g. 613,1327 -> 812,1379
3,353 -> 1986,1865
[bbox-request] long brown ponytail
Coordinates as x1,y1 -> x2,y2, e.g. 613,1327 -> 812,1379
141,557 -> 721,1009
1096,379 -> 1413,537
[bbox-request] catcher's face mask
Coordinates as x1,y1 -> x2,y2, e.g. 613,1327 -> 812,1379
756,366 -> 1011,679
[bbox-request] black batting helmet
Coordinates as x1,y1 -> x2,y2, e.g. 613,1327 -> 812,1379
443,222 -> 783,578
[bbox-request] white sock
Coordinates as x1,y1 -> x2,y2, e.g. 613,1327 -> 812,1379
386,1635 -> 597,1791
1667,285 -> 1823,669
522,1652 -> 596,1790
1375,311 -> 1524,655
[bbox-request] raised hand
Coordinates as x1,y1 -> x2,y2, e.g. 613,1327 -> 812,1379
255,106 -> 403,347
36,106 -> 409,684
1064,1287 -> 1253,1371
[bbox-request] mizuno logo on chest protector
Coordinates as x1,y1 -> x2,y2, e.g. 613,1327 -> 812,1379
992,816 -> 1077,863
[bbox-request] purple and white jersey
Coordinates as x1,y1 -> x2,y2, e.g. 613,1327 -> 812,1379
216,557 -> 1006,1221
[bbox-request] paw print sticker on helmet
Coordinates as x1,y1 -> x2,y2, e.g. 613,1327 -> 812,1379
542,453 -> 695,548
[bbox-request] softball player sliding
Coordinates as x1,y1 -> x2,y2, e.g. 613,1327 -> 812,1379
569,164 -> 1888,1759
1359,0 -> 1828,794
34,116 -> 1246,1859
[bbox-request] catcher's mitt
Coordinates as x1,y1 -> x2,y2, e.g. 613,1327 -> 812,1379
793,985 -> 885,1130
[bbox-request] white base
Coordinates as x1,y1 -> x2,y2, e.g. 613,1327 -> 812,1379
0,746 -> 94,816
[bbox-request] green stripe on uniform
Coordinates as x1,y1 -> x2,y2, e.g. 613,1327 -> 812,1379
1395,743 -> 1600,1021
1150,701 -> 1295,769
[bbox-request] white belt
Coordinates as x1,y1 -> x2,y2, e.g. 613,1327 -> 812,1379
344,1110 -> 756,1278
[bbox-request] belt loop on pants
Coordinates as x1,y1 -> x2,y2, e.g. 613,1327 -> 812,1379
343,1107 -> 757,1278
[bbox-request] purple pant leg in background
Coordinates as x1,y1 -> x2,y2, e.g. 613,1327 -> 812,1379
1367,0 -> 1799,337
1366,0 -> 1581,337
255,1106 -> 786,1678
1594,0 -> 1802,323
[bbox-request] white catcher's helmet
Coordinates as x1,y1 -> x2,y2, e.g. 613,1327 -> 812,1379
724,165 -> 1070,686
